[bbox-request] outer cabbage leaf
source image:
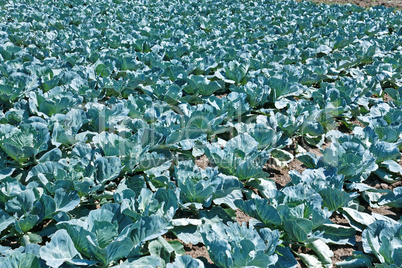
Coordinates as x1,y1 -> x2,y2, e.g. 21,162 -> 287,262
166,255 -> 204,268
0,251 -> 40,268
0,122 -> 49,164
323,130 -> 377,182
117,187 -> 178,221
335,251 -> 373,267
174,161 -> 219,208
40,229 -> 94,268
378,187 -> 402,208
204,134 -> 269,180
200,221 -> 280,268
234,199 -> 282,228
362,221 -> 402,266
57,205 -> 134,266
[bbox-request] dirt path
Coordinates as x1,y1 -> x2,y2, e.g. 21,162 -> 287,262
304,0 -> 402,9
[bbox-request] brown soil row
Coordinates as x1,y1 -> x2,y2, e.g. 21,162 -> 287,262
304,0 -> 402,9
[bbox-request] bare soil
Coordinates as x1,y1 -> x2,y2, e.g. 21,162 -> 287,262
367,205 -> 401,220
216,93 -> 228,99
330,211 -> 350,226
235,209 -> 253,225
304,0 -> 402,9
383,92 -> 393,103
264,161 -> 293,188
195,154 -> 211,169
366,173 -> 402,191
177,209 -> 254,267
163,232 -> 215,265
331,234 -> 364,263
184,243 -> 213,264
329,212 -> 364,263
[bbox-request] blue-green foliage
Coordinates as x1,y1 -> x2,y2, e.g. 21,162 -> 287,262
0,0 -> 401,266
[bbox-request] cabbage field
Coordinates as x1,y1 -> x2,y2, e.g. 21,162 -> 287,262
0,0 -> 401,267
